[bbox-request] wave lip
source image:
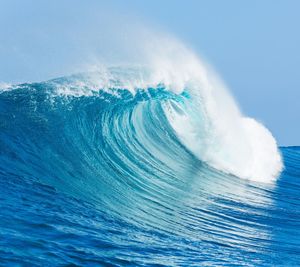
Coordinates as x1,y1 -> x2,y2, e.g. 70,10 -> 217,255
141,40 -> 283,182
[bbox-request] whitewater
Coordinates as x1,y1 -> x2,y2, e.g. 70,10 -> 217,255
56,39 -> 283,182
0,39 -> 299,266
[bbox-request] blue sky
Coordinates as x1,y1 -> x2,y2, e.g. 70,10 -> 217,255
0,0 -> 299,145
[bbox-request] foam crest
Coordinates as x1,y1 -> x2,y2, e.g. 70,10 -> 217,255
23,35 -> 283,182
0,82 -> 12,92
151,38 -> 283,182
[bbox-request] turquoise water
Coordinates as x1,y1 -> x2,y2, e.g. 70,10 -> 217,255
0,73 -> 299,266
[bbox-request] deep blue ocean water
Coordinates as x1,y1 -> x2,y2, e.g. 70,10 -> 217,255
0,74 -> 299,266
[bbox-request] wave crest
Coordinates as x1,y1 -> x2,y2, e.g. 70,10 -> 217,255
0,40 -> 283,184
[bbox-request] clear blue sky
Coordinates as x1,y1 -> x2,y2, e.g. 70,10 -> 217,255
0,0 -> 299,145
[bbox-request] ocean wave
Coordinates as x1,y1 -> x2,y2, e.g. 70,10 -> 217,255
0,59 -> 282,188
1,64 -> 298,267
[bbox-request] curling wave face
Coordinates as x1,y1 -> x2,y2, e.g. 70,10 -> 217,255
2,57 -> 283,181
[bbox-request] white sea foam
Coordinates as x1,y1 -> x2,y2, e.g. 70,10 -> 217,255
0,82 -> 12,92
150,37 -> 283,182
49,35 -> 283,182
